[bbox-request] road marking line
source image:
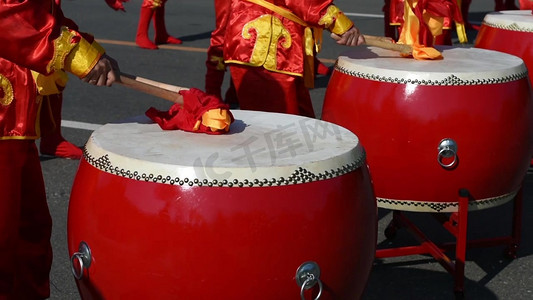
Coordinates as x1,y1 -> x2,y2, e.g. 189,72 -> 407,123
96,39 -> 208,52
62,120 -> 101,131
345,12 -> 384,18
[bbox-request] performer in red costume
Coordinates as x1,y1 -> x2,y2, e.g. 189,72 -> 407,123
136,0 -> 183,49
0,1 -> 119,298
205,0 -> 332,109
223,0 -> 364,118
384,0 -> 466,45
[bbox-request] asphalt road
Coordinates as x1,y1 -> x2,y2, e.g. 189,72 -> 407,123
41,1 -> 532,299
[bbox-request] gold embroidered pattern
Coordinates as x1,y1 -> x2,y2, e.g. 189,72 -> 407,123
64,39 -> 105,78
242,14 -> 291,71
318,5 -> 353,35
210,55 -> 226,71
31,70 -> 69,96
0,74 -> 14,106
152,0 -> 163,8
47,26 -> 79,74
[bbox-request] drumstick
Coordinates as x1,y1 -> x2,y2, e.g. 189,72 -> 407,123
117,72 -> 188,104
362,35 -> 412,55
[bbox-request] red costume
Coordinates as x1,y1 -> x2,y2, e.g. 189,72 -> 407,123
519,0 -> 533,9
0,1 -> 105,298
205,0 -> 238,104
384,0 -> 466,45
223,0 -> 354,118
136,0 -> 182,49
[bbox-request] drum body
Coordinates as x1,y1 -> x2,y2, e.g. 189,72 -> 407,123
68,110 -> 377,299
322,46 -> 533,212
475,10 -> 533,87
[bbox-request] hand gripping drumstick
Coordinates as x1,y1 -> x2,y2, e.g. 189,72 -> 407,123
117,72 -> 188,104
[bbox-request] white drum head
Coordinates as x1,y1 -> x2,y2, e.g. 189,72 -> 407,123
482,10 -> 533,32
335,46 -> 528,85
84,110 -> 365,187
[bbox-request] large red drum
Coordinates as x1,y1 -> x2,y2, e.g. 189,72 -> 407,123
322,46 -> 533,213
67,110 -> 377,299
475,10 -> 533,87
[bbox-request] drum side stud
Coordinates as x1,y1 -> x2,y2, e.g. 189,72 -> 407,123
296,261 -> 323,300
437,138 -> 458,169
70,241 -> 92,280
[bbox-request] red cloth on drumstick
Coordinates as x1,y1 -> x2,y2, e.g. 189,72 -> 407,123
104,0 -> 129,11
145,88 -> 234,134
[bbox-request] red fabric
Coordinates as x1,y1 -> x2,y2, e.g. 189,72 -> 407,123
136,6 -> 158,49
407,0 -> 463,46
0,62 -> 40,139
145,88 -> 234,134
39,94 -> 83,159
153,3 -> 182,45
384,0 -> 404,40
104,0 -> 129,11
519,0 -> 533,10
387,0 -> 464,45
0,1 -> 67,75
0,140 -> 53,299
205,0 -> 238,105
224,0 -> 336,76
205,0 -> 232,98
229,64 -> 315,118
0,0 -> 96,139
142,0 -> 167,9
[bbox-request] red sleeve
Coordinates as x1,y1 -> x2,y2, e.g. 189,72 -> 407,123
0,0 -> 64,74
283,0 -> 333,26
0,0 -> 103,78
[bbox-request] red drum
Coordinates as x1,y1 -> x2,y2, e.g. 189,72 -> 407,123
475,10 -> 533,87
322,46 -> 533,213
67,110 -> 377,299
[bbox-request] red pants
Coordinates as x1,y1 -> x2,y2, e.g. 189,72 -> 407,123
229,65 -> 315,118
0,140 -> 52,300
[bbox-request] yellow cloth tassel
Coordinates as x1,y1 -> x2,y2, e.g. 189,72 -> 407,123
200,108 -> 232,132
398,0 -> 443,60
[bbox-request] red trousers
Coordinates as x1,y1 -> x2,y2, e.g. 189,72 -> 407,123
229,65 -> 315,118
0,140 -> 52,300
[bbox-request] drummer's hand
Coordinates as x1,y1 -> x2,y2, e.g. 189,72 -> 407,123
331,26 -> 365,46
82,54 -> 120,87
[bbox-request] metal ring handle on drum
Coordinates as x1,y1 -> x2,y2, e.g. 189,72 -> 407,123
299,275 -> 323,300
70,241 -> 92,280
296,261 -> 323,300
437,138 -> 458,169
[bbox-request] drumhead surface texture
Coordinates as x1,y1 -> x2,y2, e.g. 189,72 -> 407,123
334,45 -> 528,85
481,10 -> 533,31
83,110 -> 365,187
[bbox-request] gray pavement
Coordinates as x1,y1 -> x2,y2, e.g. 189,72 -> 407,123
41,0 -> 532,299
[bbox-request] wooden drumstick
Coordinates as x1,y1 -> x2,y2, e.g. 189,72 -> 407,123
362,35 -> 412,55
117,72 -> 188,104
